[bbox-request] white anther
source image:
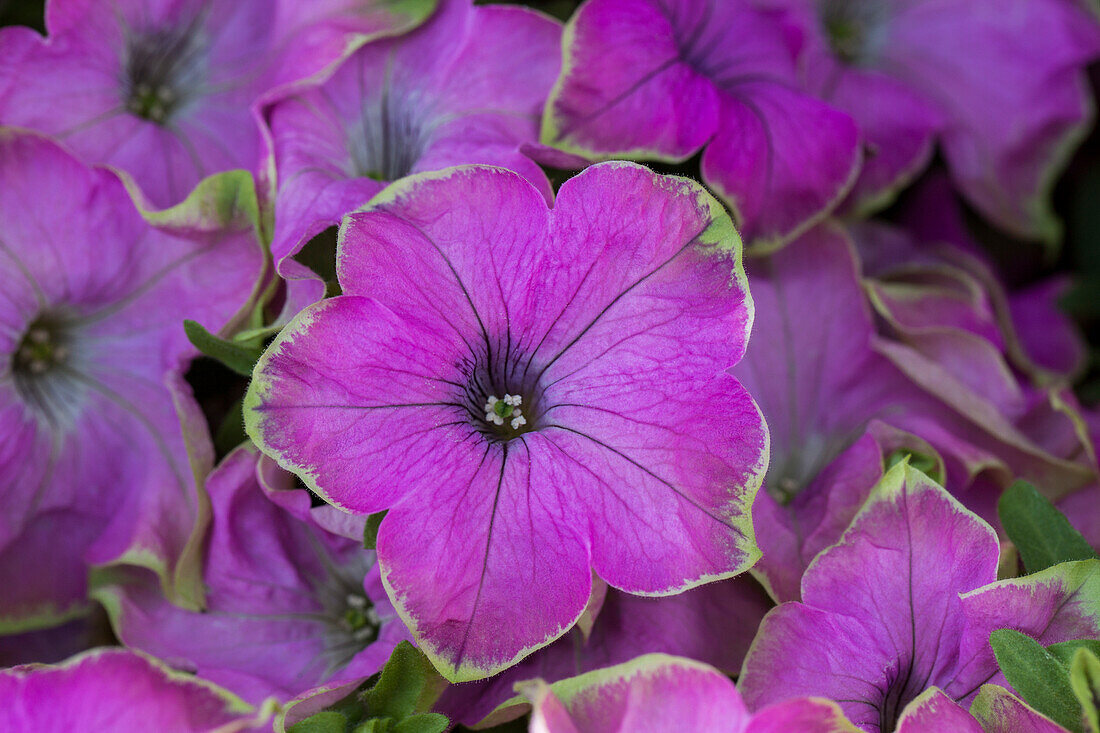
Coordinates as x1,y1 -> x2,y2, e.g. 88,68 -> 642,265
28,328 -> 49,344
52,346 -> 69,362
18,346 -> 33,361
485,411 -> 504,425
504,394 -> 522,406
157,85 -> 174,102
29,359 -> 48,374
135,83 -> 151,96
484,396 -> 499,412
510,415 -> 526,430
346,594 -> 367,609
149,104 -> 166,121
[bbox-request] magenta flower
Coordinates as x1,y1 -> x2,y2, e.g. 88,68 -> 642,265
739,462 -> 1100,731
541,0 -> 861,249
885,174 -> 1088,383
0,131 -> 263,631
0,0 -> 437,208
265,0 -> 561,267
889,687 -> 1063,732
94,446 -> 410,704
512,654 -> 857,732
245,162 -> 768,681
0,648 -> 271,731
734,223 -> 1094,595
438,577 -> 772,727
768,0 -> 1100,239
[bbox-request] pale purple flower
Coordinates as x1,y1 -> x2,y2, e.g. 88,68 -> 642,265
94,446 -> 410,704
734,224 -> 1095,602
0,648 -> 270,731
739,462 -> 1100,731
885,174 -> 1088,383
245,162 -> 768,681
438,577 -> 773,727
265,0 -> 561,268
764,0 -> 1100,239
893,688 -> 983,733
0,131 -> 263,630
541,0 -> 861,249
513,654 -> 857,732
0,0 -> 437,208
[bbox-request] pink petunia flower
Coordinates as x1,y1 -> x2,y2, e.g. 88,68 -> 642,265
244,162 -> 769,681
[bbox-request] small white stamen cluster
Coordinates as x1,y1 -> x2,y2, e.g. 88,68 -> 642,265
484,394 -> 526,430
17,327 -> 68,374
345,593 -> 381,642
127,83 -> 176,122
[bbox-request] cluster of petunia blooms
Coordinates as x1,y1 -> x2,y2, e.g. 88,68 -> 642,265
2,0 -> 1100,730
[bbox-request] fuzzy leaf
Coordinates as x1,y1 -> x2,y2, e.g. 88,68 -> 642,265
289,711 -> 348,733
990,628 -> 1082,731
184,320 -> 262,377
364,511 -> 388,551
392,713 -> 448,733
1070,648 -> 1100,733
1050,640 -> 1100,668
998,481 -> 1097,573
365,642 -> 446,722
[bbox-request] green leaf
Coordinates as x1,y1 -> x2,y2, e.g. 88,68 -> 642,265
392,713 -> 448,733
184,319 -> 263,377
1070,648 -> 1100,733
365,642 -> 446,722
364,511 -> 387,550
352,720 -> 391,733
885,448 -> 944,485
990,628 -> 1083,732
287,710 -> 349,733
1050,640 -> 1100,669
214,397 -> 247,457
998,481 -> 1098,574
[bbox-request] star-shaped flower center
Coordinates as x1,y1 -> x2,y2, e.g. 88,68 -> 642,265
122,22 -> 208,124
339,591 -> 381,645
10,310 -> 86,427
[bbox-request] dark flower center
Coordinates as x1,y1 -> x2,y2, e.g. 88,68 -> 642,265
818,0 -> 886,64
338,591 -> 381,645
348,95 -> 427,181
457,345 -> 544,443
318,580 -> 382,675
122,22 -> 208,124
11,310 -> 85,427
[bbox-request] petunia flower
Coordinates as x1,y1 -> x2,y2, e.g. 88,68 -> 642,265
437,576 -> 773,727
850,195 -> 1096,507
734,223 -> 1095,595
0,131 -> 264,632
739,462 -> 1100,732
509,654 -> 857,732
0,0 -> 438,208
0,648 -> 272,731
540,0 -> 861,250
765,0 -> 1100,240
889,686 -> 1066,732
264,0 -> 561,270
881,173 -> 1088,384
244,162 -> 769,681
93,445 -> 410,704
